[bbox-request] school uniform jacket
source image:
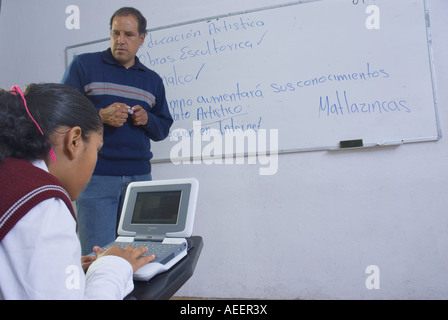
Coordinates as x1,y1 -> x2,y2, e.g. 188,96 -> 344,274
0,159 -> 134,299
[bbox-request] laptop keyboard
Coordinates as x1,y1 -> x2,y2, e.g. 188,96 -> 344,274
101,241 -> 186,264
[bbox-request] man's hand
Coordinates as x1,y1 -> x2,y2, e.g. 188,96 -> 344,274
130,105 -> 148,126
99,103 -> 130,127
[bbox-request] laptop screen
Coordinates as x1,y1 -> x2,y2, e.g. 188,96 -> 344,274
132,191 -> 182,225
117,178 -> 198,238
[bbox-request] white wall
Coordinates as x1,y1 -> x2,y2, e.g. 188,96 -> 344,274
1,0 -> 447,299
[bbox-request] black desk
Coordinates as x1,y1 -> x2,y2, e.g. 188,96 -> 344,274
125,236 -> 203,300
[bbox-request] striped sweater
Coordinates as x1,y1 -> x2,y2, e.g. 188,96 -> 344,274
62,48 -> 173,176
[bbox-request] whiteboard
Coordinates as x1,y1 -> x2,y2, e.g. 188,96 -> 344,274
65,0 -> 440,162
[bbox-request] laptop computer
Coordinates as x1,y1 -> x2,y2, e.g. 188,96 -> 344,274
98,178 -> 199,281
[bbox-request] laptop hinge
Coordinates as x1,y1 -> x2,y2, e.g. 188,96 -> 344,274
134,234 -> 165,242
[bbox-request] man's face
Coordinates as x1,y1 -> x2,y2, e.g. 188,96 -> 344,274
110,15 -> 145,68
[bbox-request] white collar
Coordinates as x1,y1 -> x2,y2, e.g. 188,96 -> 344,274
31,159 -> 49,173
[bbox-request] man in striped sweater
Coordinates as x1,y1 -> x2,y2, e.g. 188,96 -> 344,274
62,7 -> 173,255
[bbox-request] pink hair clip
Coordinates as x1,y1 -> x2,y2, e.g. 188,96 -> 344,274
11,85 -> 57,166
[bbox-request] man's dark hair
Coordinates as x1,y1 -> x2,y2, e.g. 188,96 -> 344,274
110,7 -> 147,36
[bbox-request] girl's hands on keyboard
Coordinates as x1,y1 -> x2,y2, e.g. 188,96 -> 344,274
93,245 -> 155,272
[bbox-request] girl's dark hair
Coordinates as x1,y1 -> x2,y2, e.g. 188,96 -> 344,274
110,7 -> 147,36
0,83 -> 102,163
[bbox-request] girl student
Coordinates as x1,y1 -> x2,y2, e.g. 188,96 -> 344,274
0,83 -> 154,299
